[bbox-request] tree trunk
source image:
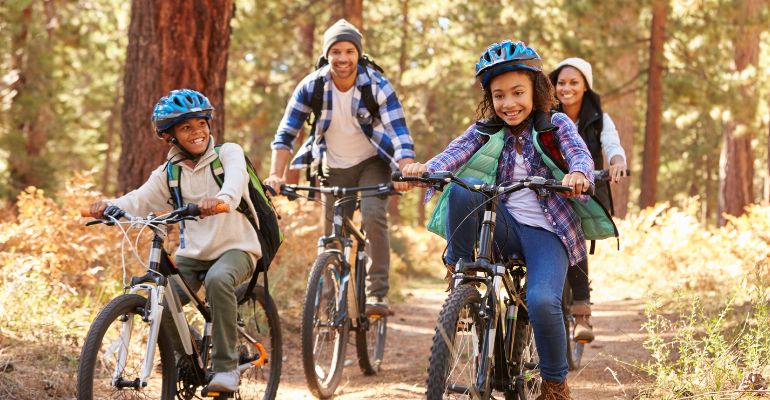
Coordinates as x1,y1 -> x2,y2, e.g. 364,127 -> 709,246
718,0 -> 762,224
603,2 -> 639,218
341,0 -> 364,32
639,0 -> 667,209
118,0 -> 234,193
101,97 -> 121,195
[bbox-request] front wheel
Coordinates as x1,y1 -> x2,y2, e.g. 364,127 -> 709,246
235,282 -> 282,399
77,293 -> 176,400
562,281 -> 584,371
426,284 -> 490,400
355,313 -> 387,375
300,252 -> 349,399
510,307 -> 541,400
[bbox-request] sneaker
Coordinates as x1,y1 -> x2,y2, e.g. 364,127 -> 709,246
208,369 -> 240,392
365,296 -> 392,316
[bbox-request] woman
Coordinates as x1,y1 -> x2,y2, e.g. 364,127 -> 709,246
549,58 -> 628,343
403,40 -> 594,399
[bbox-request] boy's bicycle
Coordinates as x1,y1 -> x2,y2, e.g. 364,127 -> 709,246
280,183 -> 396,399
394,171 -> 580,400
562,168 -> 629,370
76,203 -> 282,400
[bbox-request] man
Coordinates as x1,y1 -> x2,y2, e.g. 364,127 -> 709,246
265,19 -> 415,315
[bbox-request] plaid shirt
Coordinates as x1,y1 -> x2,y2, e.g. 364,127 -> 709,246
272,64 -> 415,170
425,112 -> 594,265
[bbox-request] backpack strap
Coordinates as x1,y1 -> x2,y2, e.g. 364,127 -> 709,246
166,160 -> 188,248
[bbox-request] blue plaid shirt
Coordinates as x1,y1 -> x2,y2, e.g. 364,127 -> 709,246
425,112 -> 594,265
272,64 -> 415,170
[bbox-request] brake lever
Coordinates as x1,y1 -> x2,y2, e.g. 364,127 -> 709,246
85,220 -> 104,227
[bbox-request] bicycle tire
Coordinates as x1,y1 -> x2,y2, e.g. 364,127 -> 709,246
235,282 -> 282,400
77,293 -> 176,400
510,307 -> 541,400
300,252 -> 349,399
426,284 -> 491,400
562,281 -> 583,371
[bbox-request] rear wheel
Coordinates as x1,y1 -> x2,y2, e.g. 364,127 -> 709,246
300,252 -> 349,399
77,294 -> 176,399
426,284 -> 490,400
235,282 -> 282,399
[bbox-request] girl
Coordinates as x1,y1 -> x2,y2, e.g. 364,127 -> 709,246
402,40 -> 594,398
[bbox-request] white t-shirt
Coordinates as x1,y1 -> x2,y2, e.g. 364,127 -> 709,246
323,83 -> 378,168
503,152 -> 556,233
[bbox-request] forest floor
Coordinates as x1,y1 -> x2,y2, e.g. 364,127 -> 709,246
275,277 -> 652,399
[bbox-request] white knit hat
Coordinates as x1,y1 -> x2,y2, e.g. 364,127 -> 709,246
553,57 -> 593,89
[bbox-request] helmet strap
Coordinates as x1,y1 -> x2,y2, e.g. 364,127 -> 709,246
167,135 -> 209,163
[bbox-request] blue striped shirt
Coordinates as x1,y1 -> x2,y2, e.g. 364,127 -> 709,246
272,64 -> 415,170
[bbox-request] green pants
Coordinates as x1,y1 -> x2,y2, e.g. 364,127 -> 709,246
161,249 -> 255,372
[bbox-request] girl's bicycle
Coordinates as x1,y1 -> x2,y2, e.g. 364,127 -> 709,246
394,171 -> 579,400
280,183 -> 396,399
77,203 -> 282,400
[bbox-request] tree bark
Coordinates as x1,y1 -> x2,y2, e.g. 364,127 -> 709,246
118,0 -> 234,193
718,0 -> 762,224
639,0 -> 667,209
340,0 -> 364,32
603,2 -> 639,218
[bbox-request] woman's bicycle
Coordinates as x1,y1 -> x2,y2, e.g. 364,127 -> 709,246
280,183 -> 396,399
562,168 -> 629,371
394,171 -> 579,400
76,203 -> 282,400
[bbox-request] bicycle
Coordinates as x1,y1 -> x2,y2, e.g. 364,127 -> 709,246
562,168 -> 629,371
394,171 -> 581,400
280,182 -> 396,399
76,203 -> 282,400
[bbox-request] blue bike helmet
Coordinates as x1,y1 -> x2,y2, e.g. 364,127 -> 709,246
475,40 -> 543,89
152,89 -> 214,137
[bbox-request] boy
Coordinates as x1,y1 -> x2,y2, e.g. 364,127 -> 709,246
89,88 -> 261,392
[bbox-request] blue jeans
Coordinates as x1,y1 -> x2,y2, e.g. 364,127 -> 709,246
444,180 -> 569,382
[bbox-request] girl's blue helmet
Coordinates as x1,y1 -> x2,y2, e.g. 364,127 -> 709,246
152,89 -> 214,137
475,40 -> 543,89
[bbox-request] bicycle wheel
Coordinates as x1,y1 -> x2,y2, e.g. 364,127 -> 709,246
511,307 -> 541,400
300,252 -> 349,399
355,312 -> 387,375
77,293 -> 176,399
235,282 -> 282,400
562,282 -> 583,371
426,284 -> 490,400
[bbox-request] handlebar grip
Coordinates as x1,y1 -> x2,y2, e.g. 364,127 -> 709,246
80,209 -> 94,218
213,203 -> 230,214
584,183 -> 595,196
391,171 -> 402,181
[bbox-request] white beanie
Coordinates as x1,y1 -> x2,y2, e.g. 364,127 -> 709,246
553,57 -> 593,89
323,19 -> 363,57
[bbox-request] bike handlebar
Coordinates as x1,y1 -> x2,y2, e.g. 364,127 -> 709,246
80,202 -> 230,221
279,183 -> 397,200
392,171 -> 592,196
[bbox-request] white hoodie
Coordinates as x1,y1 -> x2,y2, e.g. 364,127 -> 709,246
111,138 -> 262,263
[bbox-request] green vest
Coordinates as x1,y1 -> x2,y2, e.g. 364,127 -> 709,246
426,128 -> 505,238
426,127 -> 618,243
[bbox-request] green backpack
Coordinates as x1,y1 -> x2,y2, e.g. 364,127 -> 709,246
166,144 -> 284,295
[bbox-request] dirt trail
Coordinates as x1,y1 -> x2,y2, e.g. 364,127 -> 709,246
276,280 -> 650,399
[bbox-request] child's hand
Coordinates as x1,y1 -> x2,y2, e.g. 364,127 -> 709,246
89,200 -> 110,218
561,172 -> 591,198
400,162 -> 428,189
199,197 -> 226,217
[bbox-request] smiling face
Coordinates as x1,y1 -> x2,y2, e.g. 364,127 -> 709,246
327,41 -> 359,81
489,70 -> 534,127
169,117 -> 210,155
555,66 -> 588,109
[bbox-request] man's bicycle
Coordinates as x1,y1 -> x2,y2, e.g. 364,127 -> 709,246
280,183 -> 396,399
394,171 -> 580,400
76,203 -> 282,400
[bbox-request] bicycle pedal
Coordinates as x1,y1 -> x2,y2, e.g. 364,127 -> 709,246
576,339 -> 590,344
201,387 -> 235,398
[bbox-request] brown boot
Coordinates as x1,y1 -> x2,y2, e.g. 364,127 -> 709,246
536,379 -> 571,400
443,263 -> 455,292
572,303 -> 595,342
